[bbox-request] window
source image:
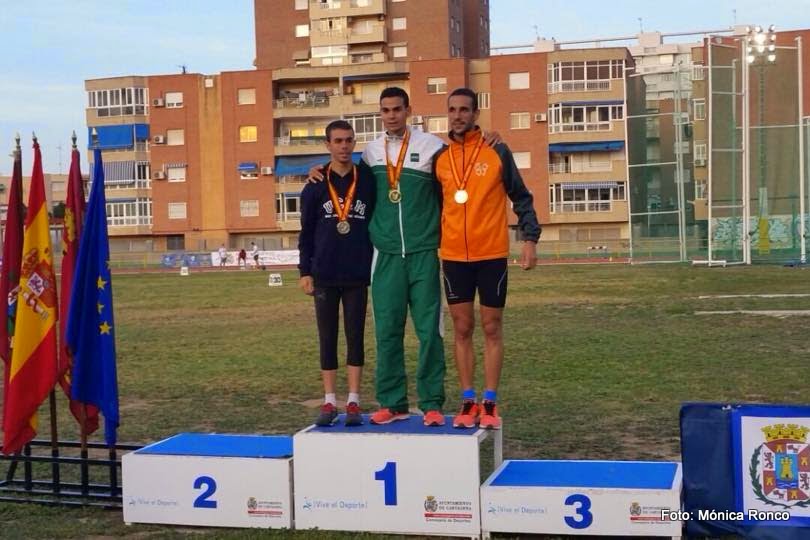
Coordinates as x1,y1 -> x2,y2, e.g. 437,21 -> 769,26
477,92 -> 490,110
237,88 -> 256,105
692,64 -> 705,81
392,17 -> 407,30
547,60 -> 623,93
512,152 -> 531,169
167,166 -> 186,183
392,45 -> 407,58
166,129 -> 184,146
240,200 -> 259,217
87,86 -> 148,116
136,161 -> 150,188
548,103 -> 622,133
167,235 -> 185,250
165,92 -> 183,108
276,193 -> 301,219
549,182 -> 625,214
694,142 -> 708,163
295,24 -> 310,37
295,0 -> 307,9
168,202 -> 187,220
240,125 -> 258,143
346,114 -> 383,142
427,77 -> 447,94
427,117 -> 448,133
693,99 -> 706,121
510,112 -> 530,130
52,181 -> 65,192
509,72 -> 530,90
106,197 -> 152,226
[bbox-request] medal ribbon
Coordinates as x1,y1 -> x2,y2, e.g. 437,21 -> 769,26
448,132 -> 485,193
385,129 -> 411,194
326,164 -> 358,224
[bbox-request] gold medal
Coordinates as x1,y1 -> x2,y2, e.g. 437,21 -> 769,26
326,164 -> 358,236
386,129 -> 410,205
448,132 -> 485,205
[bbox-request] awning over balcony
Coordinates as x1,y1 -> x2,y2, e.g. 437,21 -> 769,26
274,153 -> 363,176
559,182 -> 624,189
87,124 -> 149,150
342,72 -> 408,82
238,162 -> 258,172
549,140 -> 624,153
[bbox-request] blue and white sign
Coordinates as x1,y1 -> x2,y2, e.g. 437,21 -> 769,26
123,433 -> 293,528
481,460 -> 682,538
293,415 -> 501,537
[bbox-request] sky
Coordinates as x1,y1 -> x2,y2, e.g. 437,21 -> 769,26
1,0 -> 809,175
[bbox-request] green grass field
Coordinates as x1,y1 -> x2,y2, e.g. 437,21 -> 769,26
1,263 -> 809,539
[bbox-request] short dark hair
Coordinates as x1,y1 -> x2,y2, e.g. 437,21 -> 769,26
448,87 -> 478,111
325,120 -> 354,141
379,86 -> 410,108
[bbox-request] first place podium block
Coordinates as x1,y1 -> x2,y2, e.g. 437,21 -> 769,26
294,415 -> 502,538
481,460 -> 683,539
123,433 -> 293,529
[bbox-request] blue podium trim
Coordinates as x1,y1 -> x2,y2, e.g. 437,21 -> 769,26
489,460 -> 678,490
135,433 -> 293,458
731,405 -> 810,528
308,414 -> 478,436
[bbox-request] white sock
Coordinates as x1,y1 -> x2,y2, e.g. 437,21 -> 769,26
347,393 -> 360,406
325,393 -> 337,406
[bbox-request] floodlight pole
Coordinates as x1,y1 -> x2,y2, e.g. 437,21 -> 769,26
742,45 -> 752,264
798,36 -> 806,264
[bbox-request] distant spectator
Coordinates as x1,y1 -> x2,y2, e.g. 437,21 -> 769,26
250,242 -> 260,269
218,244 -> 227,268
238,248 -> 247,268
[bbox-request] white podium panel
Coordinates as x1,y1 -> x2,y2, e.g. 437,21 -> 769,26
294,415 -> 501,537
123,433 -> 293,528
481,460 -> 682,538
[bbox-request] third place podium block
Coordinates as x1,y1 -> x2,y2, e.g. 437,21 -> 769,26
123,433 -> 293,529
481,460 -> 683,539
294,415 -> 502,537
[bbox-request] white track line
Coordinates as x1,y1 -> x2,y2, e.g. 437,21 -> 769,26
697,294 -> 810,299
695,310 -> 810,318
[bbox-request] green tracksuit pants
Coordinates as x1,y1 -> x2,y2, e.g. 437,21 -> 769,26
371,249 -> 446,412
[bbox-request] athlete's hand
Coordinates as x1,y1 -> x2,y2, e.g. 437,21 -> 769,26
307,167 -> 325,183
299,276 -> 315,295
520,241 -> 537,270
482,130 -> 502,146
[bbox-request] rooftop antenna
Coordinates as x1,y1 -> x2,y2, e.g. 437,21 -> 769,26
733,9 -> 737,26
532,25 -> 540,40
638,17 -> 644,33
178,64 -> 187,74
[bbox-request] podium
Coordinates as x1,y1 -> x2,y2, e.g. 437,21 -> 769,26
123,433 -> 293,528
294,415 -> 502,537
481,460 -> 683,539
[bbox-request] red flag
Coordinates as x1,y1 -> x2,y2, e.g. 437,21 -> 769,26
0,138 -> 25,430
58,141 -> 99,435
2,139 -> 59,454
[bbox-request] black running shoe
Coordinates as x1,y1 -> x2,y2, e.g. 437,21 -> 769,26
344,402 -> 363,426
315,403 -> 338,426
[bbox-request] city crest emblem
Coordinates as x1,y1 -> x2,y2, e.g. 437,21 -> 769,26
750,423 -> 810,508
424,495 -> 438,513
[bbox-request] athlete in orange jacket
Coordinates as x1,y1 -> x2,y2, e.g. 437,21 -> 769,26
435,87 -> 541,430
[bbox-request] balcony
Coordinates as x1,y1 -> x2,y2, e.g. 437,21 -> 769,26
548,200 -> 629,224
273,95 -> 341,118
548,159 -> 627,181
310,24 -> 386,47
309,0 -> 385,18
548,80 -> 612,94
549,121 -> 626,144
274,136 -> 328,156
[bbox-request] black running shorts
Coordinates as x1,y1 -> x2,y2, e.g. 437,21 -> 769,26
441,258 -> 508,308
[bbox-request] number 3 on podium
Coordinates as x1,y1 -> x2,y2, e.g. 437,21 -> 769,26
374,462 -> 397,506
564,493 -> 593,529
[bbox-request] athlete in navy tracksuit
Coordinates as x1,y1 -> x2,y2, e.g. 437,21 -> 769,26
298,120 -> 375,427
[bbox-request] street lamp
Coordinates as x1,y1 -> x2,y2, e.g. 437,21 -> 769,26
742,25 -> 777,262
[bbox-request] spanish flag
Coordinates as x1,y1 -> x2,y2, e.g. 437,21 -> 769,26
2,140 -> 59,455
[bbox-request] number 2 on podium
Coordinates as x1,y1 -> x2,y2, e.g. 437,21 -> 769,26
374,462 -> 397,506
193,475 -> 218,509
564,493 -> 593,529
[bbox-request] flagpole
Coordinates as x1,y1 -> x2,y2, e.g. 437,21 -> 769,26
34,133 -> 62,495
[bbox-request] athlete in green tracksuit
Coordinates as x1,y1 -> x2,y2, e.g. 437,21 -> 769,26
363,88 -> 447,426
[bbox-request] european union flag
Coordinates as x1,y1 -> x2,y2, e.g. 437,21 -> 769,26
66,147 -> 119,446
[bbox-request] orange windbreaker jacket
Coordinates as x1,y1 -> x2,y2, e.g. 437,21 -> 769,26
435,129 -> 541,262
